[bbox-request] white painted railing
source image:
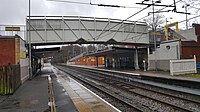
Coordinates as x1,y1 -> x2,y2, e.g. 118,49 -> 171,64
170,55 -> 197,76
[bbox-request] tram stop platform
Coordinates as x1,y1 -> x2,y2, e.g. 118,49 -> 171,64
0,63 -> 120,112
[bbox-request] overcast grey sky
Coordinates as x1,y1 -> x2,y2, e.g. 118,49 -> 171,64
0,0 -> 199,29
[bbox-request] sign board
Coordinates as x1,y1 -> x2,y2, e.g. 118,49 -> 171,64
20,51 -> 26,59
5,27 -> 20,31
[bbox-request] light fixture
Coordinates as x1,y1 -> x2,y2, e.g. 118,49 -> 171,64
155,0 -> 161,3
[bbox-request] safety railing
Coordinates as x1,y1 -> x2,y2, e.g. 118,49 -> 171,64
0,64 -> 21,95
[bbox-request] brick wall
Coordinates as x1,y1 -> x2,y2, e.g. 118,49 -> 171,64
0,38 -> 15,66
181,25 -> 200,62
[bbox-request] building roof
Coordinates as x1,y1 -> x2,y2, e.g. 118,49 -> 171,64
86,46 -> 147,57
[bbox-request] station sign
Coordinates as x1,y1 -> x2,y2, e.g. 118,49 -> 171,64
5,27 -> 20,31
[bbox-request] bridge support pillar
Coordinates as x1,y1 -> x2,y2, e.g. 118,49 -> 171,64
104,56 -> 107,68
96,56 -> 98,67
112,58 -> 115,68
134,48 -> 140,70
147,47 -> 150,70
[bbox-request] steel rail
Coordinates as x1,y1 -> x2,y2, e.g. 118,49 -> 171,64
56,65 -> 144,112
62,65 -> 200,112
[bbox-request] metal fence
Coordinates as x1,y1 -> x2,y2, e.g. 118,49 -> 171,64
0,64 -> 21,95
170,56 -> 197,76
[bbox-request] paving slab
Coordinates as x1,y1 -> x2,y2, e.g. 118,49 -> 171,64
0,74 -> 49,112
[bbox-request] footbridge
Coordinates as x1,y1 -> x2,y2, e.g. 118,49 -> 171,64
27,16 -> 149,46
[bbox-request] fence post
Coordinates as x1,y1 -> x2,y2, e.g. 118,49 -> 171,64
194,55 -> 197,73
0,65 -> 21,95
3,67 -> 7,94
170,60 -> 173,76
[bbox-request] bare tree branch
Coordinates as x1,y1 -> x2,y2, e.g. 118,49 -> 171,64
186,0 -> 200,13
143,14 -> 165,31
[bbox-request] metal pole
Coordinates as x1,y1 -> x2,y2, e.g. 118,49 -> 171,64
185,5 -> 188,29
152,0 -> 157,71
29,0 -> 32,79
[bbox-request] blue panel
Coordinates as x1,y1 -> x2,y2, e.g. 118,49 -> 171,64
197,63 -> 200,69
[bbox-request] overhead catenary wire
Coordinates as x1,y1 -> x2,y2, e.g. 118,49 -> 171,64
47,0 -> 90,5
127,15 -> 200,41
47,0 -> 198,41
47,0 -> 150,41
94,5 -> 151,40
178,14 -> 200,24
96,0 -> 183,40
137,0 -> 182,21
96,0 -> 198,41
123,0 -> 183,41
189,6 -> 200,12
47,0 -> 142,9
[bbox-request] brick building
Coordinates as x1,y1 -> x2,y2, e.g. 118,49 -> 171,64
0,35 -> 29,82
181,24 -> 200,62
0,35 -> 20,66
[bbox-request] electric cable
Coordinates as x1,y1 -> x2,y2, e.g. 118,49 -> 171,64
47,0 -> 142,9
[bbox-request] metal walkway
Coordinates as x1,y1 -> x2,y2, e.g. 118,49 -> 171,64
27,16 -> 149,45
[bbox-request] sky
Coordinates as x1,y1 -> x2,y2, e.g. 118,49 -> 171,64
0,0 -> 199,29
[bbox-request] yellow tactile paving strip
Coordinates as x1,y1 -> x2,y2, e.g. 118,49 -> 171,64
52,67 -> 119,112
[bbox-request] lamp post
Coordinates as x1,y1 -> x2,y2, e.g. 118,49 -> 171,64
28,0 -> 32,79
182,4 -> 190,29
152,0 -> 157,71
140,0 -> 162,71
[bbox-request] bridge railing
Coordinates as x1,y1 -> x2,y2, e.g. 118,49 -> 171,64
0,64 -> 21,95
26,16 -> 149,45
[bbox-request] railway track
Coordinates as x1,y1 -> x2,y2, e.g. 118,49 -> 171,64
55,65 -> 200,112
55,65 -> 144,112
69,65 -> 200,103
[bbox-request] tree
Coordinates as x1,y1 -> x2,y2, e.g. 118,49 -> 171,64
143,14 -> 165,31
186,0 -> 200,13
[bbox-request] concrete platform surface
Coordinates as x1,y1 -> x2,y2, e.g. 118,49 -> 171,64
44,63 -> 78,112
0,63 -> 77,112
0,63 -> 120,112
0,72 -> 49,112
52,65 -> 120,112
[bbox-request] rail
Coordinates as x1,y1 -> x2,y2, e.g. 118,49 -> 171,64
56,65 -> 200,112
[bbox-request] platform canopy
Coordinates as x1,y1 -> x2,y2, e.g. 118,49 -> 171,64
32,47 -> 60,58
27,16 -> 149,46
86,46 -> 147,57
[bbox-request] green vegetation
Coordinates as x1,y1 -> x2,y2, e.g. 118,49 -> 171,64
178,73 -> 200,79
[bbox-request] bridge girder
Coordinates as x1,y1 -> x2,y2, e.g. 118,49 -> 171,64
27,16 -> 149,46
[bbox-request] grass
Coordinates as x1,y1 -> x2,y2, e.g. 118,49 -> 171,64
178,74 -> 200,78
176,69 -> 200,78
